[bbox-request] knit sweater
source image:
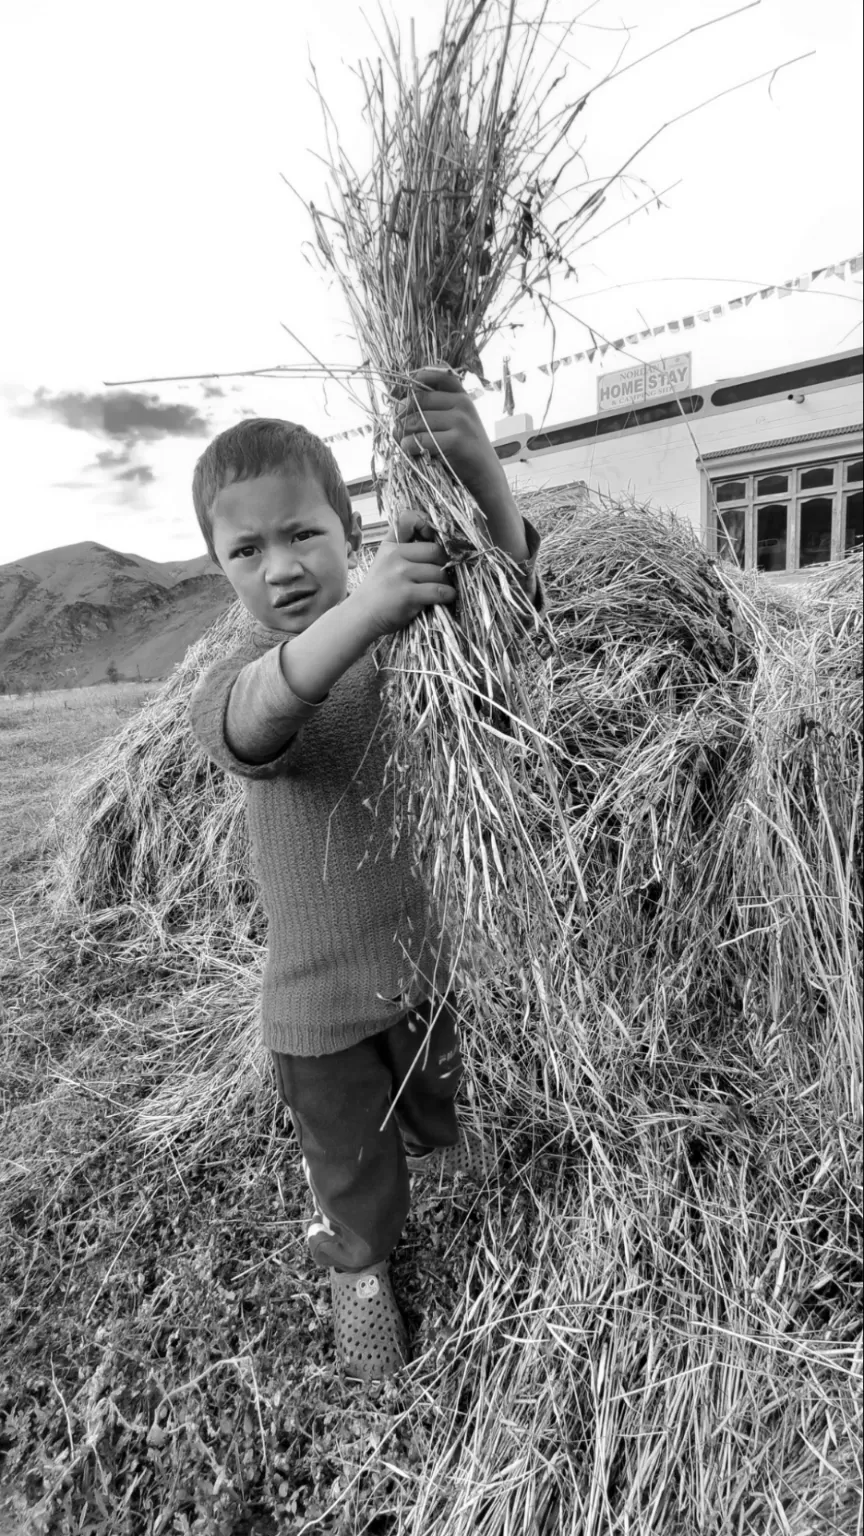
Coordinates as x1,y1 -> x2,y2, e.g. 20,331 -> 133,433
188,517 -> 544,1056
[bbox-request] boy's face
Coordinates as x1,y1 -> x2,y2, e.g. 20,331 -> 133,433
210,469 -> 359,634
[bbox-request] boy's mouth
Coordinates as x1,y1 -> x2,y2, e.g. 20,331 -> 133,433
272,590 -> 315,610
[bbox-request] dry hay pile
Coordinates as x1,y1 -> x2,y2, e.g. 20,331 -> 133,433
42,488 -> 863,1533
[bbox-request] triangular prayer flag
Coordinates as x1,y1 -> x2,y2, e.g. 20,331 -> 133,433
586,348 -> 597,363
683,315 -> 695,328
729,298 -> 743,310
668,320 -> 680,332
697,310 -> 711,323
640,329 -> 652,340
626,334 -> 639,345
850,254 -> 863,273
759,287 -> 774,299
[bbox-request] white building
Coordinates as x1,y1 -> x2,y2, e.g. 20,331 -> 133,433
348,347 -> 862,585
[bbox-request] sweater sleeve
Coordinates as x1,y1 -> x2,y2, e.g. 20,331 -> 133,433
187,640 -> 328,780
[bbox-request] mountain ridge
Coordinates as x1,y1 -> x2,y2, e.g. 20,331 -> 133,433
0,540 -> 235,689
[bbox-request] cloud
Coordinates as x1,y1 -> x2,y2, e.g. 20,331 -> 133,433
115,465 -> 156,484
12,387 -> 211,449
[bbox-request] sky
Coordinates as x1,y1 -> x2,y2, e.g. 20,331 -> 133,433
0,0 -> 861,566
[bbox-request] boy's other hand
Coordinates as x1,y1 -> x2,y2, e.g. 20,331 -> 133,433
354,510 -> 456,639
392,366 -> 507,507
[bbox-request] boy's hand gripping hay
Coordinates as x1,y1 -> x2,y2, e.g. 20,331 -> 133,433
392,366 -> 528,562
351,506 -> 458,639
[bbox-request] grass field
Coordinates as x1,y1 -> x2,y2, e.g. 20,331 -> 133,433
0,687 -> 160,902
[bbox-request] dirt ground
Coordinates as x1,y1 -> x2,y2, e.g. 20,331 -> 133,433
0,1487 -> 27,1536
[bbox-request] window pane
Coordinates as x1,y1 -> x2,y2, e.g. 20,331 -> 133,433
845,490 -> 863,554
846,459 -> 863,484
756,472 -> 789,496
716,507 -> 745,566
799,463 -> 835,490
756,504 -> 788,572
714,479 -> 747,504
799,496 -> 834,567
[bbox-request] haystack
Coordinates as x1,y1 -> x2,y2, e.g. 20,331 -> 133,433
49,491 -> 862,1124
43,491 -> 862,1529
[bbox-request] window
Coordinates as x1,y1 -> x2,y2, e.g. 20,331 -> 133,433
710,453 -> 863,573
710,352 -> 862,408
527,393 -> 704,451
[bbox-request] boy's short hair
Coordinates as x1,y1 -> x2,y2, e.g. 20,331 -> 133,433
192,418 -> 354,564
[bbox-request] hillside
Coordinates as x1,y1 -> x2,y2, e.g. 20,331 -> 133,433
0,540 -> 235,688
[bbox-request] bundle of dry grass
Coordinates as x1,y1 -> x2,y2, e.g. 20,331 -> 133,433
294,0 -> 629,1027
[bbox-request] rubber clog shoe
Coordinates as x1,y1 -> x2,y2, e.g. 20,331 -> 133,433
404,1122 -> 492,1185
330,1262 -> 408,1384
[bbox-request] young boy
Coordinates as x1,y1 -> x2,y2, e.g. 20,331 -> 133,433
187,367 -> 544,1384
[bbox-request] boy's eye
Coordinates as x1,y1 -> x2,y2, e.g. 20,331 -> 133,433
231,530 -> 319,559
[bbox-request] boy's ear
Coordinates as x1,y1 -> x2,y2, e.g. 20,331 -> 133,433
346,509 -> 363,566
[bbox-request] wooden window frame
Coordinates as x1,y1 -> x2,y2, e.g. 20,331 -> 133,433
701,437 -> 863,574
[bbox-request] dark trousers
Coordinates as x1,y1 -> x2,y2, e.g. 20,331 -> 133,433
272,995 -> 463,1273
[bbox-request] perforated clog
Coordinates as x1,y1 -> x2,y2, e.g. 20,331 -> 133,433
330,1262 -> 408,1384
404,1122 -> 492,1185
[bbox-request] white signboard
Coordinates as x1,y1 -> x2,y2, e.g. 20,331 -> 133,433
597,353 -> 691,413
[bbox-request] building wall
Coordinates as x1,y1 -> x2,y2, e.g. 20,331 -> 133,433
348,351 -> 863,568
501,373 -> 854,537
500,378 -> 861,545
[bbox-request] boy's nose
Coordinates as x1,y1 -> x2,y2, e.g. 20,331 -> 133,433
265,553 -> 306,584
